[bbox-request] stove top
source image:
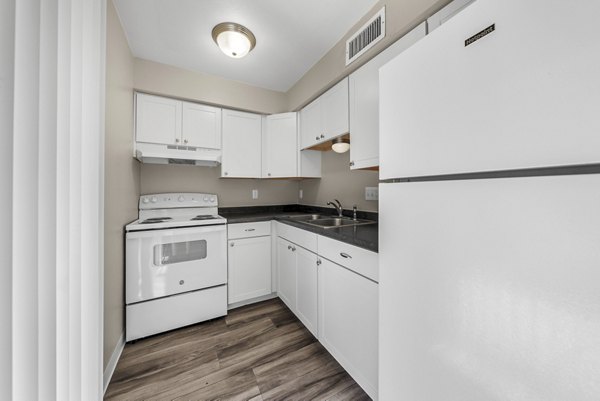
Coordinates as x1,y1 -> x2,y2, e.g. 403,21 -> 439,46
126,193 -> 227,232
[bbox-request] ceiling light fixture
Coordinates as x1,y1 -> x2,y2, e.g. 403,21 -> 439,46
211,22 -> 256,59
331,137 -> 350,153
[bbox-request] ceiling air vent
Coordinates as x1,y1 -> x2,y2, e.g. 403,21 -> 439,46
346,7 -> 386,66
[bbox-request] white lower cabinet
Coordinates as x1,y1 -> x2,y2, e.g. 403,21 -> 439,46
294,245 -> 319,336
227,223 -> 272,304
274,222 -> 379,398
276,237 -> 297,311
276,236 -> 318,337
318,257 -> 379,400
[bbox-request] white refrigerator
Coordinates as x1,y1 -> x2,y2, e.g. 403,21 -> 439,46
378,0 -> 600,400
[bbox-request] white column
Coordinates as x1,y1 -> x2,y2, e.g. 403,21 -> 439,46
2,0 -> 106,399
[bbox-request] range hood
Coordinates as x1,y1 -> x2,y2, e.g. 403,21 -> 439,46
135,142 -> 221,167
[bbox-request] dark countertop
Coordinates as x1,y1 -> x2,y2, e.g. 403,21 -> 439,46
219,205 -> 378,253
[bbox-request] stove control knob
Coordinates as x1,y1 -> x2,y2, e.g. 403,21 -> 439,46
142,198 -> 149,204
178,196 -> 185,202
151,196 -> 158,203
203,197 -> 208,202
210,197 -> 215,203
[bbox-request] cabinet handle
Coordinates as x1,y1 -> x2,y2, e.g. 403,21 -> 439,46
244,228 -> 255,232
268,173 -> 271,177
184,139 -> 188,144
316,259 -> 322,266
315,136 -> 319,141
340,252 -> 352,259
175,138 -> 180,143
349,161 -> 355,167
230,242 -> 234,247
288,245 -> 292,250
292,247 -> 296,252
320,134 -> 325,139
224,172 -> 228,176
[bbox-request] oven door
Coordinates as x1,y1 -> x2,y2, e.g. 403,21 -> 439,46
126,224 -> 227,304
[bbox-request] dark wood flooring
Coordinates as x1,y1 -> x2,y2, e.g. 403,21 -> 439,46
105,298 -> 371,401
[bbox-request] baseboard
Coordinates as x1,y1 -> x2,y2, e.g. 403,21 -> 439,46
227,293 -> 278,310
103,331 -> 125,395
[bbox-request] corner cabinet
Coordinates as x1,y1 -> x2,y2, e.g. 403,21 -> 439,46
263,113 -> 298,178
348,23 -> 426,170
221,109 -> 262,178
300,78 -> 349,150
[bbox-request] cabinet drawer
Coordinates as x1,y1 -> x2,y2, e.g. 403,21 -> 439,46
318,235 -> 378,282
276,222 -> 318,252
227,221 -> 271,239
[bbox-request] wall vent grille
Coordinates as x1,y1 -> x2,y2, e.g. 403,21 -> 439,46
345,7 -> 386,66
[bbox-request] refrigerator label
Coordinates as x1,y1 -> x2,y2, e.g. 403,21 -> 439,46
465,24 -> 495,47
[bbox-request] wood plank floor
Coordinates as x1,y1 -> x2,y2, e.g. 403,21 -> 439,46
105,298 -> 371,401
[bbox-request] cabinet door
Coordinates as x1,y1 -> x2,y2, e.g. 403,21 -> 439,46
221,109 -> 262,178
319,258 -> 378,399
136,93 -> 181,145
227,236 -> 271,304
182,102 -> 222,149
321,78 -> 349,141
295,246 -> 318,337
276,237 -> 296,311
299,98 -> 322,149
263,113 -> 298,178
349,24 -> 426,170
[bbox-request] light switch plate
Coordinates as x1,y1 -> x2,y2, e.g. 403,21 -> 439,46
299,189 -> 303,199
252,189 -> 258,199
365,187 -> 379,201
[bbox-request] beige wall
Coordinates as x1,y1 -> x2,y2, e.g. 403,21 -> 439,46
287,0 -> 451,110
134,58 -> 288,114
140,164 -> 299,207
104,0 -> 140,370
300,151 -> 379,212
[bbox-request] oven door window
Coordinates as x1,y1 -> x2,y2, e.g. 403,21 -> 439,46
154,240 -> 207,266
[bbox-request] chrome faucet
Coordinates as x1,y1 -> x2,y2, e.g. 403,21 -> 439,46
327,199 -> 343,217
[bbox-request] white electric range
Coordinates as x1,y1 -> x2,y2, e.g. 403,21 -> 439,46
125,193 -> 228,341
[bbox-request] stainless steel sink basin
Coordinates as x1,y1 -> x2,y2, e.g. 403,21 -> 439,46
287,214 -> 328,221
302,217 -> 376,229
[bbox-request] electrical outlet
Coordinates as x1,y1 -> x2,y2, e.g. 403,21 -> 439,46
299,189 -> 303,199
365,187 -> 379,201
252,189 -> 258,199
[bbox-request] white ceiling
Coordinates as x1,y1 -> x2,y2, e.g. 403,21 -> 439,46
113,0 -> 379,92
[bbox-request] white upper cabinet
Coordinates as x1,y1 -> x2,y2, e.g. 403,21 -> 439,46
380,0 -> 600,179
182,102 -> 221,149
300,78 -> 349,149
136,93 -> 222,149
136,93 -> 182,145
348,23 -> 426,170
263,113 -> 298,178
221,109 -> 262,178
321,78 -> 349,140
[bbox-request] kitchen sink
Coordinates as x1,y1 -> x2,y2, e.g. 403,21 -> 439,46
287,214 -> 328,221
302,217 -> 376,229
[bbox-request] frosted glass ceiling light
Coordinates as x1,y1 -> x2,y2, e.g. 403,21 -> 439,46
332,137 -> 350,153
212,22 -> 256,58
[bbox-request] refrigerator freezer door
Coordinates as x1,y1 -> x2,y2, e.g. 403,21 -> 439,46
379,0 -> 600,179
379,175 -> 600,400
